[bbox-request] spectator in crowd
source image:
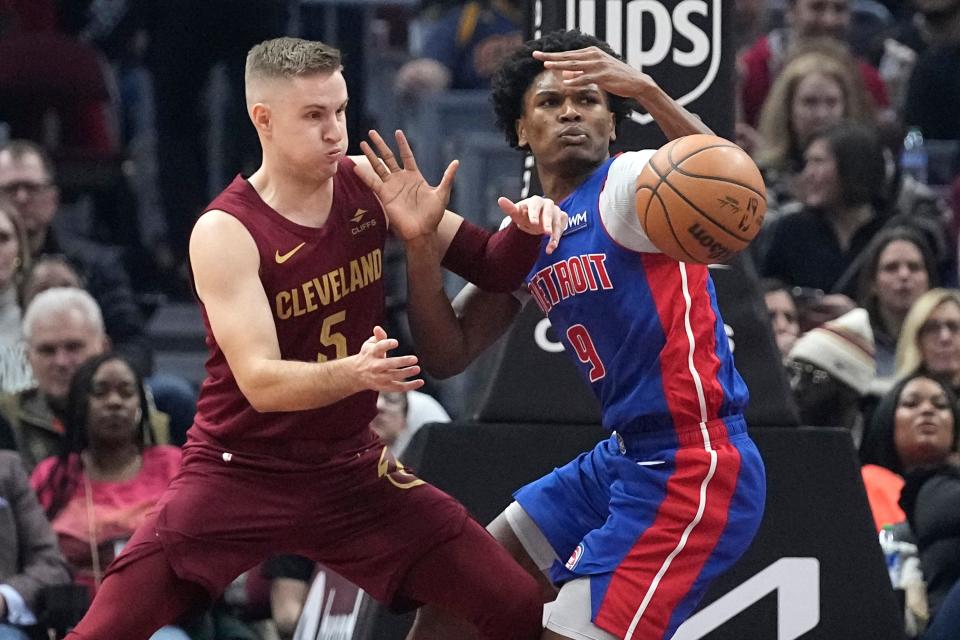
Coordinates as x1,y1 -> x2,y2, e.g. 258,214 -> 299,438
395,0 -> 524,97
895,288 -> 960,395
859,372 -> 957,531
0,195 -> 31,395
0,287 -> 170,470
859,372 -> 960,630
29,353 -> 187,639
761,123 -> 890,322
856,226 -> 937,380
762,278 -> 802,364
739,0 -> 889,128
0,140 -> 150,375
751,46 -> 875,215
787,307 -> 877,439
370,390 -> 451,457
21,255 -> 82,307
905,0 -> 960,139
0,449 -> 71,640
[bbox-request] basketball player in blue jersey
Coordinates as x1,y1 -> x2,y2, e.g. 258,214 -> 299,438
365,29 -> 767,640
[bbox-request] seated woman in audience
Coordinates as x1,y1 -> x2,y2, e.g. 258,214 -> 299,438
856,227 -> 937,382
861,372 -> 960,634
761,122 -> 891,326
896,289 -> 960,397
859,373 -> 958,531
0,196 -> 31,395
28,353 -> 187,639
752,44 -> 875,219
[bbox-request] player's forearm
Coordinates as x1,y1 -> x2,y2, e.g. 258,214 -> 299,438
404,236 -> 476,378
239,358 -> 365,412
634,83 -> 713,140
440,219 -> 542,292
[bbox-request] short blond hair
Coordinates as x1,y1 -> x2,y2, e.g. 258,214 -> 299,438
245,37 -> 341,85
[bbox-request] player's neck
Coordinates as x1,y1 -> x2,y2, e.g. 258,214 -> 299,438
538,160 -> 604,202
248,163 -> 335,228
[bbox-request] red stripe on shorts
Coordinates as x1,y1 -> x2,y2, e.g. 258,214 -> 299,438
595,443 -> 742,638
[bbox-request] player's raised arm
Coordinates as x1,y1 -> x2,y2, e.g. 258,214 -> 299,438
355,129 -> 568,377
402,195 -> 567,378
354,129 -> 566,292
190,211 -> 423,412
534,46 -> 713,140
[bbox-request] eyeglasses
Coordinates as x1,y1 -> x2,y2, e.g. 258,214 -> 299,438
787,360 -> 832,388
919,319 -> 960,339
0,180 -> 53,198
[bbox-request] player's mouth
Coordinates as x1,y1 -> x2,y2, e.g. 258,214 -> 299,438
559,127 -> 589,144
325,148 -> 345,161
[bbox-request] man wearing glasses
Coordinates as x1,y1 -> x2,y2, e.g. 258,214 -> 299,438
0,141 -> 150,383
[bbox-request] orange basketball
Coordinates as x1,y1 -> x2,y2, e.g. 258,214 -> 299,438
635,134 -> 766,264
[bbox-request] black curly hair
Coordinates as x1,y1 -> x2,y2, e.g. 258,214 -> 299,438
491,29 -> 632,150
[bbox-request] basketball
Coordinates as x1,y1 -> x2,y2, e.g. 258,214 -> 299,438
635,134 -> 767,264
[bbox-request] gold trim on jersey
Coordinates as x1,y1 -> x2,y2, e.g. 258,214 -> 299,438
378,446 -> 425,490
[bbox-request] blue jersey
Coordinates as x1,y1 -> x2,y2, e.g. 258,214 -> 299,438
523,153 -> 749,437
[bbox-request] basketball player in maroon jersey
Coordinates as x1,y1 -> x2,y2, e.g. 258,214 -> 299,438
63,37 -> 568,640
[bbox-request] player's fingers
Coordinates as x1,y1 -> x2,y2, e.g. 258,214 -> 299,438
381,355 -> 419,371
527,198 -> 545,228
390,378 -> 426,392
543,206 -> 559,255
497,196 -> 520,217
394,130 -> 419,172
359,141 -> 388,182
371,338 -> 401,358
562,71 -> 598,86
368,129 -> 401,172
437,159 -> 459,200
533,48 -> 591,61
389,364 -> 422,380
373,325 -> 388,341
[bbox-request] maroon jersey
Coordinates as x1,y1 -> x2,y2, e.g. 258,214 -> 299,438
190,158 -> 387,462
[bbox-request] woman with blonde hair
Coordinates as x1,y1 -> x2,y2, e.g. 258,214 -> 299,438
0,194 -> 33,394
754,43 -> 875,215
895,288 -> 960,392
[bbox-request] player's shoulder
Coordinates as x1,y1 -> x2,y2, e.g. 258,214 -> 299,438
190,210 -> 259,263
193,209 -> 250,240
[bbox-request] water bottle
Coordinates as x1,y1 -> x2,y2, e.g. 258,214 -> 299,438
879,525 -> 901,587
901,127 -> 928,184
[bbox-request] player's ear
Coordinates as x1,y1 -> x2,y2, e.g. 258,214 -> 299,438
516,119 -> 528,149
608,112 -> 616,143
251,103 -> 271,134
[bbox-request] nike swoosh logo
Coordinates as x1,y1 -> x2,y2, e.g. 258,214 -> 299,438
275,242 -> 306,264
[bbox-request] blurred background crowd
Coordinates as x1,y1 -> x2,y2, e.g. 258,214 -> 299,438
1,0 -> 960,638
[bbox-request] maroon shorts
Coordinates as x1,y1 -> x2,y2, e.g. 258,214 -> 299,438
108,436 -> 467,603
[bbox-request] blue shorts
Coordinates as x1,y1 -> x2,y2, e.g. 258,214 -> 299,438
514,415 -> 765,640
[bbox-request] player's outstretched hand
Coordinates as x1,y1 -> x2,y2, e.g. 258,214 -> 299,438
358,129 -> 458,242
497,195 -> 569,255
533,46 -> 654,99
353,326 -> 425,392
